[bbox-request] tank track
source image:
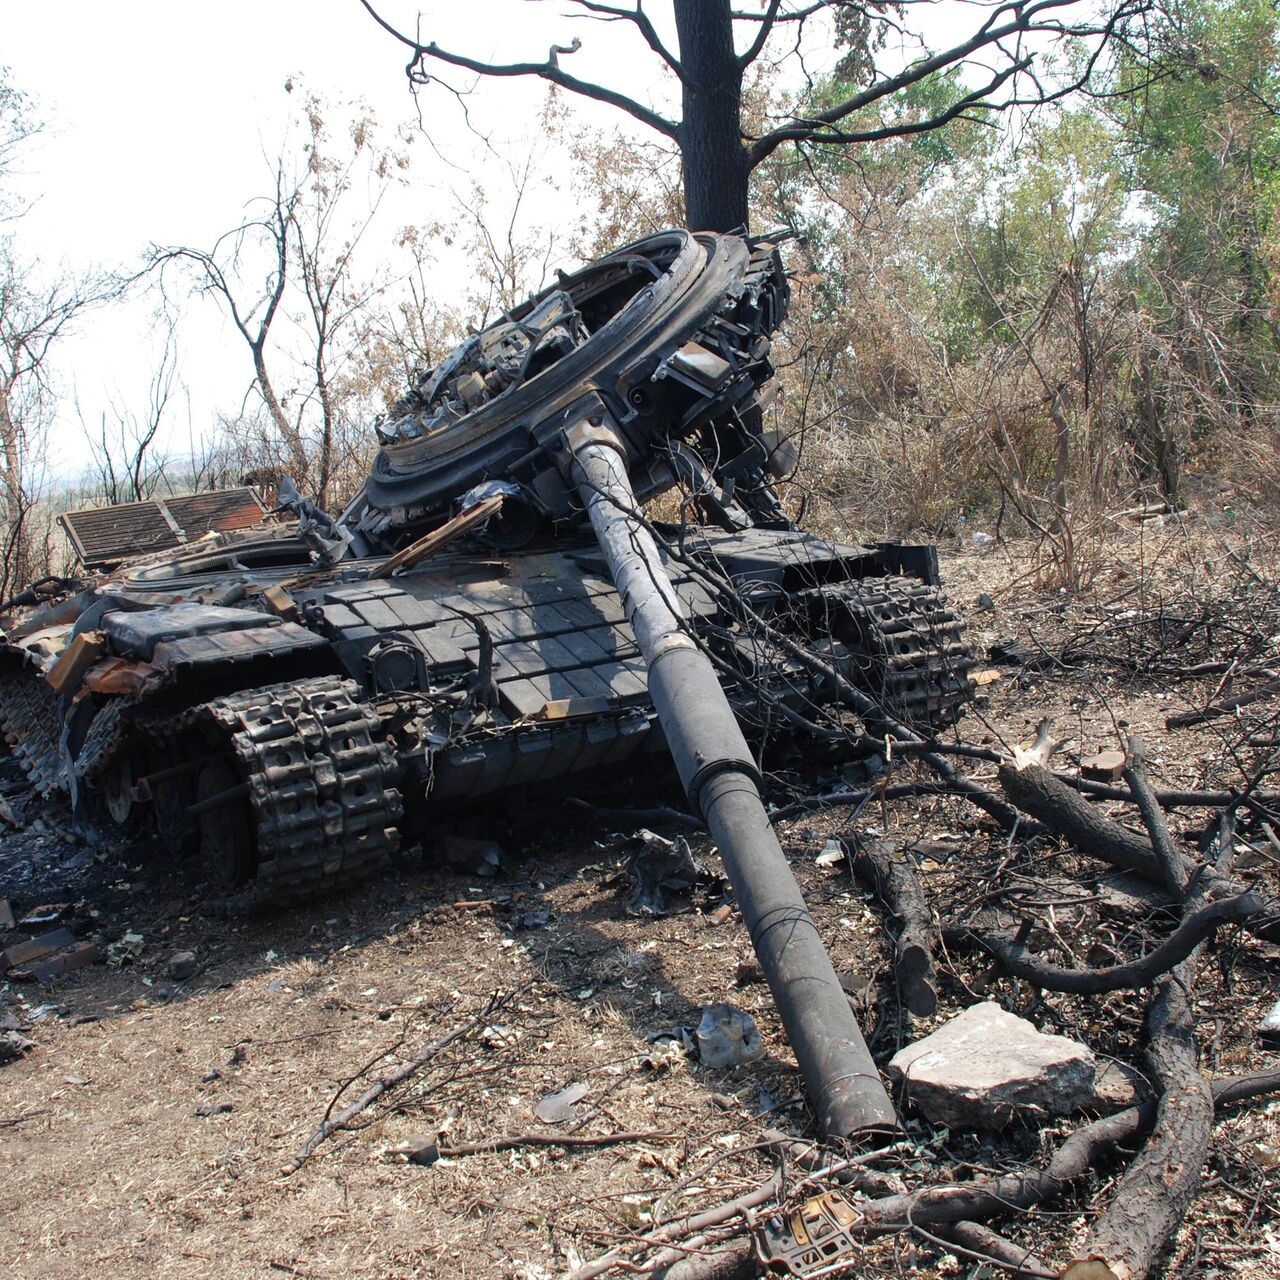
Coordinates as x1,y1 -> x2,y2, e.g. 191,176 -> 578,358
821,574 -> 976,732
75,697 -> 139,781
0,668 -> 139,795
153,676 -> 404,909
0,663 -> 62,795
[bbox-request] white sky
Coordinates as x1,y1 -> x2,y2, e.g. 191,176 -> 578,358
5,0 -> 682,480
3,0 -> 1006,485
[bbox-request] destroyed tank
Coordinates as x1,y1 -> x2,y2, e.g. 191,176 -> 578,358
0,229 -> 974,911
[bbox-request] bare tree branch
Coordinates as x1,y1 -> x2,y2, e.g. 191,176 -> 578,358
359,0 -> 680,138
559,0 -> 685,79
738,0 -> 784,69
748,1 -> 1151,165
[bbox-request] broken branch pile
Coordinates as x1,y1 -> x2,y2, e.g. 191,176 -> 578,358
561,712 -> 1279,1278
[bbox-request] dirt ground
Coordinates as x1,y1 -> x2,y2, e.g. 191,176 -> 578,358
1,516 -> 1278,1280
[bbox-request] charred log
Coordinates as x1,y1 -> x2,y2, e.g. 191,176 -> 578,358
848,834 -> 939,1016
997,764 -> 1280,943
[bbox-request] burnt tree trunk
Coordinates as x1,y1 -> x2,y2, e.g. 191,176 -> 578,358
848,835 -> 939,1016
674,0 -> 751,233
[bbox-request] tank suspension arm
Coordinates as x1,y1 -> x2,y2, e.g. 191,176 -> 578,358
569,427 -> 898,1142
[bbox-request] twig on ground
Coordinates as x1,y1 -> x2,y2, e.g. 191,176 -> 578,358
770,780 -> 955,821
566,1171 -> 783,1280
1061,773 -> 1280,812
283,990 -> 512,1175
1166,678 -> 1280,730
438,1129 -> 676,1159
762,1129 -> 909,1199
563,797 -> 704,831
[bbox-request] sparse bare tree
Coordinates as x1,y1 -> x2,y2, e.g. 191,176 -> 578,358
80,319 -> 181,505
0,239 -> 124,595
151,90 -> 410,507
150,163 -> 306,481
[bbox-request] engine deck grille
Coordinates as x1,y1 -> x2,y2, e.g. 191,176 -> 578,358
59,488 -> 269,570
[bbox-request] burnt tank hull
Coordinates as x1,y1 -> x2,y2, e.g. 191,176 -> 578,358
2,227 -> 978,1138
0,523 -> 970,907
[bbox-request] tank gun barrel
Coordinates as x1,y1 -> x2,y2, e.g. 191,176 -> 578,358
567,419 -> 898,1141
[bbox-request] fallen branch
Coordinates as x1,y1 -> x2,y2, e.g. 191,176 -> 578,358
566,1171 -> 783,1280
1122,735 -> 1188,898
563,797 -> 704,831
1062,894 -> 1214,1279
439,1129 -> 676,1159
1060,773 -> 1280,813
1000,762 -> 1176,879
848,834 -> 938,1015
648,1247 -> 756,1280
1166,678 -> 1280,730
762,1128 -> 908,1199
284,992 -> 510,1174
770,781 -> 955,821
997,764 -> 1280,943
929,1220 -> 1053,1278
943,891 -> 1261,994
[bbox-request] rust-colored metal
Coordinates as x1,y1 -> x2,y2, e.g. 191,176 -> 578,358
371,494 -> 505,578
1,927 -> 77,973
82,657 -> 166,698
45,631 -> 108,696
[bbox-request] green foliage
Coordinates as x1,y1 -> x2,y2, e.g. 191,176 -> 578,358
737,0 -> 1280,541
934,106 -> 1138,358
790,66 -> 999,192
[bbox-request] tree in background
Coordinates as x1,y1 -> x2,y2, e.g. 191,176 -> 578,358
523,0 -> 1275,573
0,69 -> 124,595
1107,0 -> 1280,496
151,91 -> 411,507
78,319 -> 182,506
363,0 -> 1156,232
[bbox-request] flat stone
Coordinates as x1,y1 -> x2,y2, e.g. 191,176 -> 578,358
167,951 -> 198,981
695,1003 -> 763,1069
887,1002 -> 1096,1130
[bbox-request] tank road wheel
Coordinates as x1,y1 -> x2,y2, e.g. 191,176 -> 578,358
194,757 -> 255,890
188,677 -> 404,908
144,743 -> 202,859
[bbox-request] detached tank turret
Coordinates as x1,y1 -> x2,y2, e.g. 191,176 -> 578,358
0,229 -> 975,1139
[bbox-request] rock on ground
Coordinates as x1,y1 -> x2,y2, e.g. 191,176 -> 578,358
887,1001 -> 1096,1130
